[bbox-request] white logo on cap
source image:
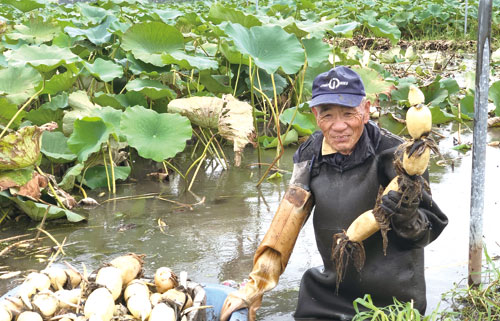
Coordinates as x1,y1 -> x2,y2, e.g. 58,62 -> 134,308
320,78 -> 348,90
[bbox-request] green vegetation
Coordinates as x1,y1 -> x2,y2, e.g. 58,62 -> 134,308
0,0 -> 499,223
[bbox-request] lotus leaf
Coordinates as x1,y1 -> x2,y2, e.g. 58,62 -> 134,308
40,93 -> 69,111
64,20 -> 112,46
38,70 -> 78,96
279,107 -> 318,136
62,91 -> 96,135
221,22 -> 305,75
91,107 -> 124,141
125,79 -> 175,100
41,131 -> 77,163
366,19 -> 401,45
332,22 -> 360,37
281,17 -> 338,39
7,16 -> 60,44
219,40 -> 249,65
120,106 -> 192,162
0,168 -> 33,191
490,81 -> 500,116
429,106 -> 455,124
6,44 -> 80,73
218,95 -> 256,166
459,95 -> 475,119
421,78 -> 448,106
244,69 -> 287,99
0,124 -> 57,170
440,78 -> 460,96
302,37 -> 331,68
121,22 -> 184,66
199,70 -> 232,94
59,163 -> 84,191
0,65 -> 42,105
93,91 -> 147,109
77,2 -> 109,25
81,165 -> 131,189
378,113 -> 406,136
84,58 -> 124,82
162,51 -> 218,70
0,98 -> 26,128
2,0 -> 45,12
208,3 -> 262,28
25,108 -> 64,126
168,96 -> 223,129
0,190 -> 86,222
351,66 -> 395,104
120,53 -> 171,77
154,9 -> 183,23
0,54 -> 7,67
259,129 -> 298,149
67,117 -> 111,163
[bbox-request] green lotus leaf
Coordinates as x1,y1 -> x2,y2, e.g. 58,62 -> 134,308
421,78 -> 448,106
162,51 -> 218,70
366,19 -> 401,45
302,37 -> 331,69
282,17 -> 337,39
219,40 -> 249,65
81,165 -> 130,189
67,117 -> 110,163
25,108 -> 63,126
93,91 -> 147,109
222,22 -> 305,75
259,129 -> 298,149
459,95 -> 475,119
77,2 -> 109,25
429,106 -> 455,124
0,65 -> 42,105
352,66 -> 395,103
439,78 -> 460,96
379,112 -> 406,136
91,107 -> 123,141
120,106 -> 192,162
64,21 -> 112,46
0,125 -> 45,170
2,0 -> 45,12
489,80 -> 500,116
245,68 -> 287,99
0,54 -> 7,67
208,3 -> 261,28
0,98 -> 26,128
119,53 -> 171,77
62,91 -> 96,136
41,131 -> 77,163
0,191 -> 86,222
332,21 -> 360,37
37,70 -> 77,95
125,79 -> 175,100
108,19 -> 131,37
153,8 -> 183,23
0,168 -> 34,190
7,16 -> 60,44
59,163 -> 84,191
199,70 -> 232,94
390,84 -> 410,102
279,107 -> 318,136
40,93 -> 69,111
121,22 -> 184,67
6,44 -> 80,73
84,58 -> 124,82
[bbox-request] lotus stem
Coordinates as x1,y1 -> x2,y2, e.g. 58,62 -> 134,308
0,83 -> 44,140
102,149 -> 111,192
107,141 -> 116,194
36,228 -> 66,256
0,208 -> 9,225
248,57 -> 262,167
188,154 -> 206,191
163,161 -> 185,180
34,206 -> 50,241
76,184 -> 88,199
233,58 -> 242,96
185,135 -> 215,179
209,129 -> 229,169
36,166 -> 67,210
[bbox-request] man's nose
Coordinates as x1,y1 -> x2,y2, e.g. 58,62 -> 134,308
330,117 -> 348,131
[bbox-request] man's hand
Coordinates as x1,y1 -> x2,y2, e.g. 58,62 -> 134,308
220,291 -> 261,321
380,190 -> 419,218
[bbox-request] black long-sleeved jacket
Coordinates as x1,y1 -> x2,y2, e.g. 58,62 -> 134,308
292,121 -> 448,321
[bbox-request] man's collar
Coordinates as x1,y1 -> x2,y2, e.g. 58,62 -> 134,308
321,137 -> 337,155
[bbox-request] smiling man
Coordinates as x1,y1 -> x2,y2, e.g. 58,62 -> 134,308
220,66 -> 448,321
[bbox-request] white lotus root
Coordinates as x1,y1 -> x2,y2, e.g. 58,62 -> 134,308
95,267 -> 123,301
154,267 -> 178,293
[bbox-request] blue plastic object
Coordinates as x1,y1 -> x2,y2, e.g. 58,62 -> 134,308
204,284 -> 248,321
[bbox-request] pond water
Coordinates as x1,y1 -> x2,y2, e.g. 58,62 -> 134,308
1,125 -> 500,320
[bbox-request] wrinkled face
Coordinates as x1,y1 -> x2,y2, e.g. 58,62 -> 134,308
312,100 -> 370,155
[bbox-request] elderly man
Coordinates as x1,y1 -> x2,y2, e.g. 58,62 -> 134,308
220,66 -> 448,321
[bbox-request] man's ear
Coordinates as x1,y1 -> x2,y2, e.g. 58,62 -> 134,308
363,100 -> 371,123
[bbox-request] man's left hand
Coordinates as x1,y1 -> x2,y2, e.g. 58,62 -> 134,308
380,190 -> 419,218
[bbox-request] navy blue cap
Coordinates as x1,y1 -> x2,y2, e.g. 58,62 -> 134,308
310,66 -> 365,108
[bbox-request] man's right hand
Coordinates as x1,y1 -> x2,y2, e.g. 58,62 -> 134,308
220,291 -> 261,321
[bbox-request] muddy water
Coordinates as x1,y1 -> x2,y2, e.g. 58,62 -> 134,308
1,126 -> 500,320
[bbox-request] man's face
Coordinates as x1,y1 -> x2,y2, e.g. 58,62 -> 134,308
312,101 -> 370,155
